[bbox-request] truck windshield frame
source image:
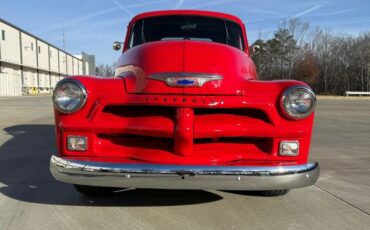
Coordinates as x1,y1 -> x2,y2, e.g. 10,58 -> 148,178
128,15 -> 245,50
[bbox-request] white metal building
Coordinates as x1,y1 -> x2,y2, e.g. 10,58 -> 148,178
0,18 -> 95,96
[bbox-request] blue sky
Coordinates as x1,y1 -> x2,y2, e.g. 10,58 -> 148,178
1,0 -> 370,65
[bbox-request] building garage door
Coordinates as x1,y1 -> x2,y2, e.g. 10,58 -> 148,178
0,67 -> 22,96
22,68 -> 37,88
50,74 -> 59,88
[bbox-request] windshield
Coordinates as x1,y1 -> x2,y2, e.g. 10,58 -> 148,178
128,15 -> 245,50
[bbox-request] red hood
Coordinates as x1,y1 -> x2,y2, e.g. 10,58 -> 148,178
116,40 -> 257,95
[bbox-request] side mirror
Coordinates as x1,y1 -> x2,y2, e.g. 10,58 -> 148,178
113,41 -> 123,51
252,44 -> 261,55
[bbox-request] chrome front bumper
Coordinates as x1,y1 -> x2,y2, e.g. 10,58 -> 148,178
50,155 -> 319,190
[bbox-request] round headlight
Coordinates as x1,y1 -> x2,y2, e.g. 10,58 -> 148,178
53,80 -> 87,113
281,86 -> 316,119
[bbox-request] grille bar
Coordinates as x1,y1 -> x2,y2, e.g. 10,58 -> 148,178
174,108 -> 194,156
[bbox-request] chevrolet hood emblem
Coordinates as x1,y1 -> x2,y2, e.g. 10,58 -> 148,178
148,73 -> 223,87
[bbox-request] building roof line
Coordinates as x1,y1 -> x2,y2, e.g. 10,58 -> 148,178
0,18 -> 81,61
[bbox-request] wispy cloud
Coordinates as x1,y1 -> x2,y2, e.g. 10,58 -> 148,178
44,7 -> 120,31
110,0 -> 134,17
66,17 -> 130,37
293,5 -> 322,18
126,0 -> 171,8
246,8 -> 285,17
174,0 -> 184,9
317,16 -> 370,27
244,16 -> 284,23
41,0 -> 171,32
239,6 -> 286,24
315,9 -> 356,17
188,0 -> 231,9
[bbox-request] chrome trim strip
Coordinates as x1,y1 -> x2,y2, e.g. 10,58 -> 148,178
50,155 -> 319,190
148,72 -> 223,87
149,72 -> 223,79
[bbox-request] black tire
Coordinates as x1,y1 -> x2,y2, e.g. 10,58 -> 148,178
73,184 -> 118,196
258,189 -> 290,196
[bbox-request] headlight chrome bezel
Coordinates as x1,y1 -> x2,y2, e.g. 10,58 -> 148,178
281,86 -> 316,120
53,79 -> 87,114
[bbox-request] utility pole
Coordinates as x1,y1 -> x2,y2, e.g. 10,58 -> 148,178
62,29 -> 66,51
368,63 -> 370,92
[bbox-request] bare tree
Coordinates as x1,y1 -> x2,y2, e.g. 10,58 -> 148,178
251,20 -> 370,95
95,63 -> 116,77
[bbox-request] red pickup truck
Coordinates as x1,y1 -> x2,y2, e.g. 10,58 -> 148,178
50,10 -> 319,196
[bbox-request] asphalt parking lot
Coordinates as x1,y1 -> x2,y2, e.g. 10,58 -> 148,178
0,95 -> 369,230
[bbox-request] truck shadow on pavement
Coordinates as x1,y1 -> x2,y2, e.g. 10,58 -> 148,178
0,124 -> 223,206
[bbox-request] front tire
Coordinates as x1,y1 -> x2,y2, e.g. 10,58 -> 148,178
258,189 -> 290,196
73,184 -> 118,195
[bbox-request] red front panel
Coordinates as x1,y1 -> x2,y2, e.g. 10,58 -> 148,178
54,11 -> 314,168
54,77 -> 314,166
